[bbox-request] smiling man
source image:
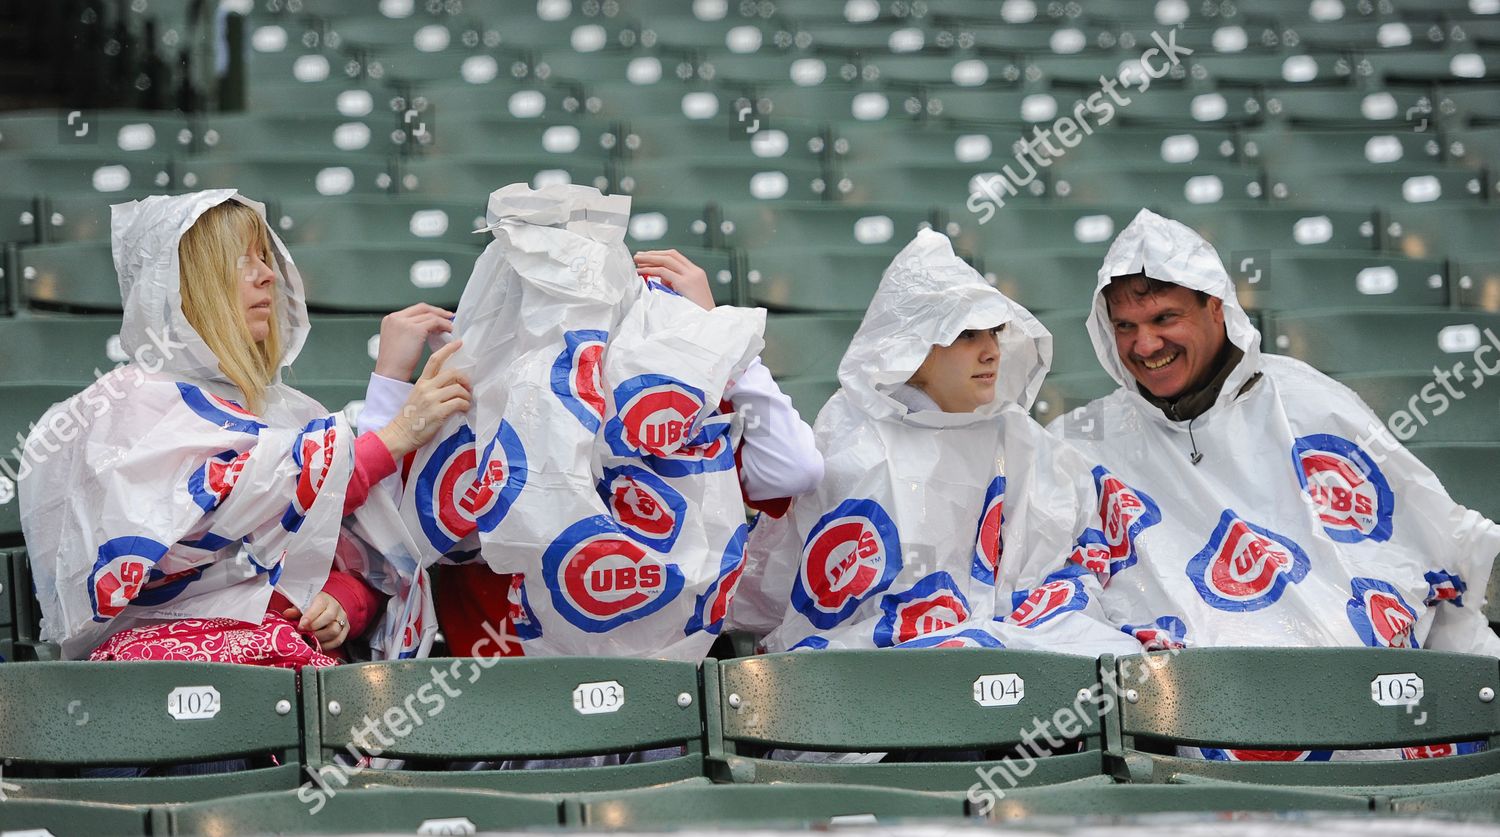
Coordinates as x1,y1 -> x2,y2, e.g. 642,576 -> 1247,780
1049,209 -> 1500,685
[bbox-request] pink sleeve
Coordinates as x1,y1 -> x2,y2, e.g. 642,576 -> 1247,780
342,431 -> 399,516
320,570 -> 383,638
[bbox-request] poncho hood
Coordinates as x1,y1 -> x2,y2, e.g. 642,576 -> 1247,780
112,189 -> 310,386
1087,209 -> 1261,415
839,229 -> 1051,428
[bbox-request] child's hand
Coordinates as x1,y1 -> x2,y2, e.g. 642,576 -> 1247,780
634,249 -> 715,311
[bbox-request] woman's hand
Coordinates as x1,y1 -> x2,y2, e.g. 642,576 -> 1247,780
634,249 -> 715,311
283,592 -> 350,650
374,303 -> 456,381
376,339 -> 471,459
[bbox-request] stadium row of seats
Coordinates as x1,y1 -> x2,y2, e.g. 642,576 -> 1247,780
0,646 -> 1497,834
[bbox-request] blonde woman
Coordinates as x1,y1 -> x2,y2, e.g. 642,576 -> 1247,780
21,190 -> 468,667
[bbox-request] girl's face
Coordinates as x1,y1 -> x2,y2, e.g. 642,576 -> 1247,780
238,242 -> 276,343
908,325 -> 1003,413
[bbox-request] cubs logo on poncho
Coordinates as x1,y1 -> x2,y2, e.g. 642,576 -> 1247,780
543,516 -> 686,633
604,374 -> 707,459
551,329 -> 608,432
1198,748 -> 1332,762
875,571 -> 971,646
281,416 -> 339,533
176,383 -> 266,435
1347,576 -> 1421,649
1424,569 -> 1467,607
897,628 -> 1004,648
1186,510 -> 1311,612
685,524 -> 748,636
1120,615 -> 1188,650
187,449 -> 252,512
597,465 -> 687,552
792,498 -> 902,630
1292,434 -> 1394,544
1007,564 -> 1090,628
971,477 -> 1005,585
1070,467 -> 1160,583
88,536 -> 170,621
413,421 -> 528,554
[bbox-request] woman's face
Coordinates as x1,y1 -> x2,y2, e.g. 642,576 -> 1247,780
238,242 -> 276,343
908,326 -> 1003,413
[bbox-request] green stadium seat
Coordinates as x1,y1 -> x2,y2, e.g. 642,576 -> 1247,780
792,23 -> 946,53
0,316 -> 124,384
175,154 -> 398,198
944,205 -> 1138,273
36,193 -> 148,244
305,658 -> 709,793
5,548 -> 53,661
271,195 -> 490,249
707,650 -> 1112,791
835,159 -> 1047,207
1111,88 -> 1265,126
987,780 -> 1373,820
719,202 -> 936,251
973,249 -> 1102,314
5,154 -> 174,198
0,662 -> 305,803
1269,165 -> 1493,206
245,81 -> 403,118
774,376 -> 838,425
532,48 -> 690,88
621,201 -> 719,251
367,47 -> 536,88
242,44 -> 355,86
1436,85 -> 1500,124
1035,309 -> 1097,377
1191,51 -> 1355,86
631,16 -> 773,52
617,118 -> 827,168
194,113 -> 405,157
293,242 -> 479,312
285,316 -> 382,387
1230,252 -> 1448,312
1407,442 -> 1500,523
566,782 -> 970,828
1049,127 -> 1243,170
923,88 -> 1050,125
703,50 -> 860,87
0,194 -> 39,245
0,799 -> 151,835
1447,125 -> 1500,170
298,381 -> 370,417
1266,308 -> 1500,375
1031,371 -> 1115,427
1384,204 -> 1500,259
966,23 -> 1119,53
757,83 -> 923,124
0,383 -> 76,462
1336,372 -> 1500,443
582,79 -> 745,121
19,241 -> 120,312
1262,85 -> 1433,127
405,113 -> 616,161
155,787 -> 563,834
1359,49 -> 1500,85
1291,20 -> 1396,50
1390,785 -> 1500,818
619,159 -> 827,203
1053,162 -> 1266,206
1240,126 -> 1444,170
0,110 -> 196,156
863,54 -> 1021,87
760,313 -> 861,379
1162,203 -> 1377,261
744,245 -> 893,312
1115,648 -> 1500,802
396,156 -> 612,205
323,14 -> 480,53
0,550 -> 14,639
1027,53 -> 1188,87
1455,257 -> 1500,310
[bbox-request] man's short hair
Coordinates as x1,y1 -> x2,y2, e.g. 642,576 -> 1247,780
1101,272 -> 1210,310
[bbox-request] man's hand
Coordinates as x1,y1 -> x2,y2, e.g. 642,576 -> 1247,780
374,303 -> 456,381
634,249 -> 715,311
283,591 -> 350,650
376,339 -> 471,459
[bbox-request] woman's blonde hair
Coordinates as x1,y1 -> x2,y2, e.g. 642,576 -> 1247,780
177,200 -> 282,413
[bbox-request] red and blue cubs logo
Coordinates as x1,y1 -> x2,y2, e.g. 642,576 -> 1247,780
88,536 -> 169,621
415,421 -> 528,554
176,383 -> 266,435
1347,576 -> 1421,649
1086,466 -> 1161,582
187,448 -> 253,512
597,465 -> 688,552
1403,742 -> 1484,759
281,416 -> 339,533
395,575 -> 428,659
875,571 -> 972,647
132,565 -> 206,608
1292,434 -> 1394,544
791,498 -> 902,630
1006,564 -> 1090,628
1424,569 -> 1467,607
508,574 -> 542,641
1199,748 -> 1331,762
971,476 -> 1006,585
604,374 -> 707,459
1120,615 -> 1188,651
1186,509 -> 1311,612
1069,529 -> 1112,580
551,329 -> 608,432
896,628 -> 1004,649
686,523 -> 749,636
641,418 -> 736,477
544,516 -> 685,632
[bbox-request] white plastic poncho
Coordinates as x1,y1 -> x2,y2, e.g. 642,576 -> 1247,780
1049,208 -> 1500,660
19,190 -> 415,660
388,184 -> 764,659
734,230 -> 1142,655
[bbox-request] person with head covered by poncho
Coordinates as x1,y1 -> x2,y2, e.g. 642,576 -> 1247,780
733,229 -> 1141,657
1049,208 -> 1500,760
